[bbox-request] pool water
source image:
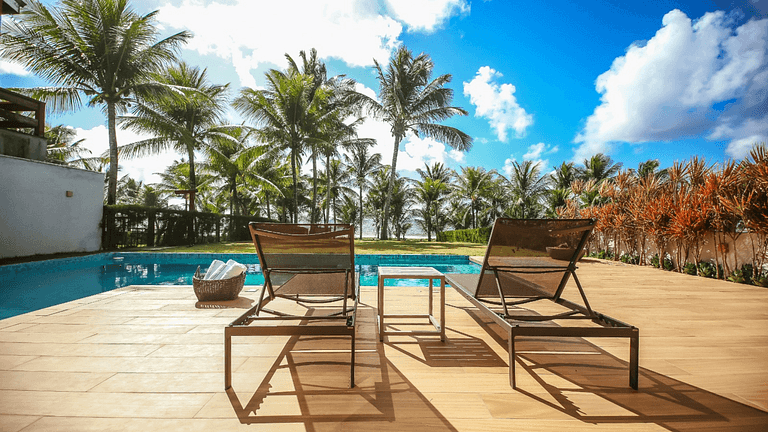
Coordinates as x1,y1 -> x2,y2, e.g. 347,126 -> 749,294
0,253 -> 480,320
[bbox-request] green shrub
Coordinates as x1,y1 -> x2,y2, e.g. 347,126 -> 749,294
697,261 -> 717,278
682,262 -> 697,275
663,255 -> 674,271
754,272 -> 768,287
588,250 -> 614,260
437,227 -> 491,244
651,254 -> 660,268
620,254 -> 640,265
728,264 -> 753,284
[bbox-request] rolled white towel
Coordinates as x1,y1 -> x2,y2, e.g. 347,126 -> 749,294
203,260 -> 226,280
218,260 -> 247,280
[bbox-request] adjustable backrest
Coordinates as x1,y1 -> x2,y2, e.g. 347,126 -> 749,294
474,218 -> 594,300
249,223 -> 356,299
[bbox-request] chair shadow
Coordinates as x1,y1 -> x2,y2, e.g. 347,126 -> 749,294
225,306 -> 459,431
195,296 -> 254,309
461,307 -> 768,431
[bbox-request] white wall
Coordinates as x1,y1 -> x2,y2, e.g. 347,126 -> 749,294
0,155 -> 104,259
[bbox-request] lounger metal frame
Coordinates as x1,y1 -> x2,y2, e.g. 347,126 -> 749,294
224,223 -> 359,390
446,218 -> 639,390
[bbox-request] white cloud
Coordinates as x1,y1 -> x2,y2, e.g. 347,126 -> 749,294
74,125 -> 176,184
463,66 -> 533,142
575,9 -> 768,161
710,116 -> 768,158
502,142 -> 557,177
0,60 -> 31,76
385,0 -> 469,33
157,0 -> 407,88
399,135 -> 464,172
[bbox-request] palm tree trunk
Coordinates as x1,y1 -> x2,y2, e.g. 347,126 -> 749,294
291,146 -> 298,223
325,155 -> 332,223
380,135 -> 402,240
359,185 -> 364,240
265,191 -> 271,220
106,101 -> 119,205
311,151 -> 318,224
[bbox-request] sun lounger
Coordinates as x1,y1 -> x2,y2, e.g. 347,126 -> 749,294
445,218 -> 639,389
224,223 -> 359,389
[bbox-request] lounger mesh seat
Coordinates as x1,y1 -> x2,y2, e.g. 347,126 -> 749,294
224,223 -> 359,390
445,218 -> 639,389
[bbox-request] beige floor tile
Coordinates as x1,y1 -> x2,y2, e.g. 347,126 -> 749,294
0,355 -> 37,370
0,390 -> 213,418
16,416 -> 304,431
0,414 -> 40,432
0,371 -> 113,391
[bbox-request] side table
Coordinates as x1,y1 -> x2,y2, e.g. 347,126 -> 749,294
377,266 -> 445,342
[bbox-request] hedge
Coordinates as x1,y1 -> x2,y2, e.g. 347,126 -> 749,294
436,227 -> 491,244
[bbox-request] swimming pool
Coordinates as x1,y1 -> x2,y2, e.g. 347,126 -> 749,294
0,252 -> 480,320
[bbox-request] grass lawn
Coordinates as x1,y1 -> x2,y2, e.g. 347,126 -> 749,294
148,239 -> 488,256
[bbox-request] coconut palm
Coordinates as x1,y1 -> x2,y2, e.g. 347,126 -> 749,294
118,62 -> 230,203
551,162 -> 578,189
455,166 -> 495,229
414,162 -> 452,241
234,67 -> 317,222
633,159 -> 669,180
355,46 -> 472,239
45,124 -> 96,168
0,0 -> 190,204
506,160 -> 548,218
320,159 -> 353,223
413,176 -> 448,241
200,127 -> 282,216
286,49 -> 360,223
344,140 -> 382,239
580,153 -> 622,184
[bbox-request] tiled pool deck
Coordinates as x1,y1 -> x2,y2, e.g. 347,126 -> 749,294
1,259 -> 766,431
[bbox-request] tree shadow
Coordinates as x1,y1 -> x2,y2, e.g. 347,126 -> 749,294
226,307 -> 459,431
462,307 -> 768,431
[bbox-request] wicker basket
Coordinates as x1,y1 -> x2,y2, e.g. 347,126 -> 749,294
193,266 -> 246,301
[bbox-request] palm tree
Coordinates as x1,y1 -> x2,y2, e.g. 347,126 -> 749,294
155,159 -> 213,210
345,140 -> 382,239
580,153 -> 622,184
0,0 -> 190,204
455,166 -> 495,229
118,62 -> 230,203
413,176 -> 448,241
414,162 -> 452,241
335,193 -> 359,226
234,67 -> 317,222
506,160 -> 548,218
320,159 -> 353,223
286,49 -> 360,223
200,127 -> 280,216
551,162 -> 578,189
45,124 -> 95,168
355,46 -> 472,239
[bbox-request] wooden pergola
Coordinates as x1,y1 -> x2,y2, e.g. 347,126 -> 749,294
2,0 -> 26,15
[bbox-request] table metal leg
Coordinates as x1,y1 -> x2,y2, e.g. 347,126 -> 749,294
440,278 -> 446,342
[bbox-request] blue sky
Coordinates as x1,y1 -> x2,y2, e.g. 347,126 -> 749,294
2,0 -> 767,184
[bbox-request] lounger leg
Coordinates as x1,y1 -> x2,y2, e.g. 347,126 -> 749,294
224,327 -> 232,390
508,326 -> 517,389
630,327 -> 639,390
350,330 -> 356,388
